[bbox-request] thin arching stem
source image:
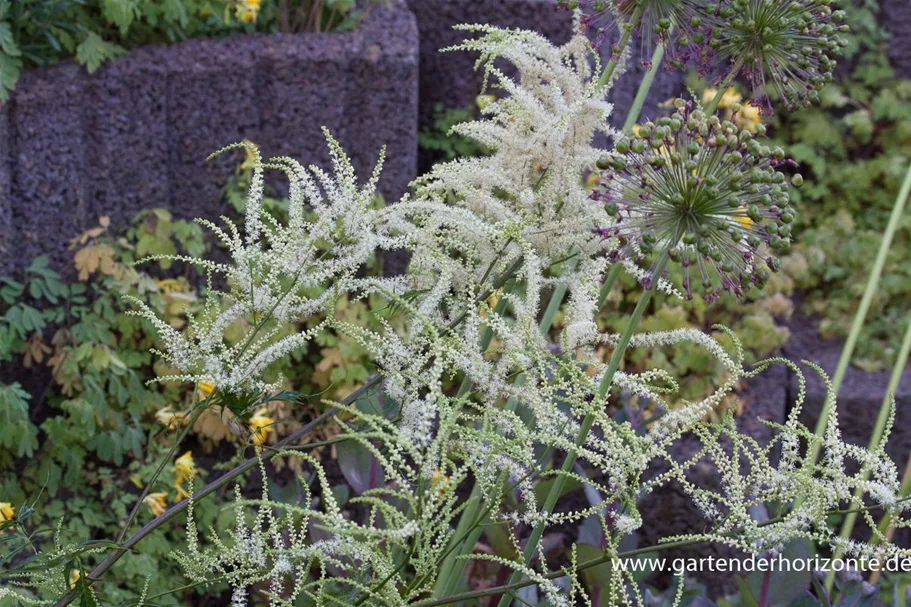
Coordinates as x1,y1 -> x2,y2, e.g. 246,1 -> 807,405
704,58 -> 746,115
829,306 -> 911,591
435,19 -> 666,599
806,162 -> 911,467
495,263 -> 663,607
114,403 -> 205,545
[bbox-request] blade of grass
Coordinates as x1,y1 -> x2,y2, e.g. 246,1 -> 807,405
806,162 -> 911,468
850,313 -> 911,587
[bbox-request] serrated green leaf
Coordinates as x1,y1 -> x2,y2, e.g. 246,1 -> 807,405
102,0 -> 138,36
75,33 -> 124,73
0,383 -> 38,458
0,22 -> 19,56
0,51 -> 21,101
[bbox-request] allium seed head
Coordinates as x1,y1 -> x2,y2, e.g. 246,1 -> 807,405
562,0 -> 704,67
706,0 -> 848,110
593,98 -> 801,302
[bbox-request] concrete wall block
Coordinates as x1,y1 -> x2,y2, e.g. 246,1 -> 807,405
9,67 -> 93,270
882,0 -> 911,77
85,59 -> 171,227
0,1 -> 418,274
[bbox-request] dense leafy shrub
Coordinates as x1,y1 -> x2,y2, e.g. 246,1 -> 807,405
770,0 -> 911,370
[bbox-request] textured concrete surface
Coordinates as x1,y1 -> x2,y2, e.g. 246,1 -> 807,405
407,0 -> 687,169
0,1 -> 418,275
882,0 -> 911,77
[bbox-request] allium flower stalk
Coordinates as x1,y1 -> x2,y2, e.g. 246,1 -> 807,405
593,98 -> 801,302
706,0 -> 848,110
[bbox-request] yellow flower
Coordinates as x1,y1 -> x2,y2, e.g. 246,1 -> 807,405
476,94 -> 496,111
0,502 -> 14,523
143,492 -> 168,517
430,470 -> 451,498
249,408 -> 275,447
238,0 -> 261,23
701,88 -> 717,105
155,406 -> 188,431
480,287 -> 502,319
174,451 -> 196,499
735,102 -> 761,133
68,570 -> 80,589
702,87 -> 742,109
239,140 -> 258,172
197,382 -> 215,399
735,208 -> 753,230
155,278 -> 184,295
721,89 -> 742,109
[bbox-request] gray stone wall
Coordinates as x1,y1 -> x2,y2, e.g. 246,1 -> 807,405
882,0 -> 911,77
0,1 -> 418,275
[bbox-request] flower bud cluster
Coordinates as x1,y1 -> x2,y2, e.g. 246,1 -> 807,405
706,0 -> 849,110
563,0 -> 848,111
593,98 -> 802,301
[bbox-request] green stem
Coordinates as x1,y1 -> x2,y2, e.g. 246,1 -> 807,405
597,264 -> 623,310
455,283 -> 515,399
115,404 -> 204,545
417,497 -> 911,607
434,253 -> 581,597
829,308 -> 911,590
439,252 -> 624,598
596,2 -> 646,91
417,446 -> 555,597
496,264 -> 662,607
622,40 -> 667,132
806,162 -> 911,468
870,448 -> 911,590
705,86 -> 728,116
873,442 -> 911,545
704,58 -> 745,115
51,261 -> 524,607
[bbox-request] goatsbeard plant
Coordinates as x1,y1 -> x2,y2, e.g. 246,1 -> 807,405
2,2 -> 909,607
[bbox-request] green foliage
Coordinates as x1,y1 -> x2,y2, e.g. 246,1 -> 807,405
0,212 -> 216,601
767,0 -> 911,370
0,384 -> 37,464
418,102 -> 490,162
621,0 -> 911,379
2,4 -> 909,606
